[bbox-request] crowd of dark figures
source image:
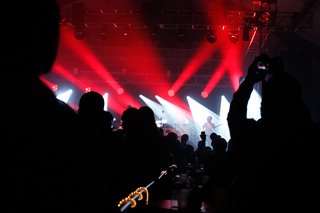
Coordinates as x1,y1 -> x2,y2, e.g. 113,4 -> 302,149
1,1 -> 320,213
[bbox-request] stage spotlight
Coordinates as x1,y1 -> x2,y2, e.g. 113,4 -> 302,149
229,31 -> 239,44
117,88 -> 124,95
201,91 -> 208,98
52,85 -> 58,92
99,31 -> 109,40
168,90 -> 175,97
242,28 -> 250,41
177,29 -> 186,42
57,90 -> 72,103
207,31 -> 217,44
74,30 -> 85,40
85,87 -> 91,93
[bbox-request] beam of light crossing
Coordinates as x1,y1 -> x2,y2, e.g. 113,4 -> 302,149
155,95 -> 193,126
52,63 -> 88,92
202,63 -> 227,97
247,89 -> 262,121
219,96 -> 231,142
169,41 -> 216,94
40,77 -> 57,91
60,29 -> 121,92
139,95 -> 165,121
56,89 -> 72,103
103,93 -> 108,111
187,96 -> 220,147
156,95 -> 199,147
60,28 -> 140,109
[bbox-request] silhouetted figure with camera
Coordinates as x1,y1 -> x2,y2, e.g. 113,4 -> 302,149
0,1 -> 104,212
227,54 -> 319,213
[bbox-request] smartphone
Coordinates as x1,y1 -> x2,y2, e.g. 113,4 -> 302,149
257,61 -> 269,70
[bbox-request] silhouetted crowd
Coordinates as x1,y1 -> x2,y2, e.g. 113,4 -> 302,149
1,1 -> 319,213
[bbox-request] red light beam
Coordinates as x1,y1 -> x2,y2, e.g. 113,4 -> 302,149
170,41 -> 216,94
52,63 -> 89,92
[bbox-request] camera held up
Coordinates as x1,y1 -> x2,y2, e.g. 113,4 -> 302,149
254,54 -> 284,81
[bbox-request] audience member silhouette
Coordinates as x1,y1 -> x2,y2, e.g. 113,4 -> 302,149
204,138 -> 227,175
227,54 -> 320,213
138,106 -> 172,198
78,91 -> 111,136
180,134 -> 189,150
184,144 -> 196,164
0,1 -> 104,212
120,107 -> 162,192
165,132 -> 187,172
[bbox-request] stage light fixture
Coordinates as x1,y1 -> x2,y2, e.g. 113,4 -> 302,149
207,31 -> 217,44
117,88 -> 124,95
177,29 -> 186,42
229,31 -> 239,44
52,85 -> 58,92
99,31 -> 109,40
74,30 -> 85,40
201,91 -> 208,98
85,87 -> 91,93
168,90 -> 175,97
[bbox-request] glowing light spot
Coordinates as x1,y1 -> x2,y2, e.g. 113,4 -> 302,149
52,85 -> 58,91
201,91 -> 208,98
56,90 -> 72,103
168,90 -> 175,97
85,87 -> 91,93
103,93 -> 108,111
117,88 -> 124,95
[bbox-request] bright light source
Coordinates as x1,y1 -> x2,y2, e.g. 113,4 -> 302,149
56,90 -> 72,103
201,91 -> 208,98
219,96 -> 231,142
168,90 -> 175,97
85,87 -> 91,93
247,89 -> 262,120
52,85 -> 58,91
103,93 -> 108,111
156,95 -> 197,146
117,88 -> 124,95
